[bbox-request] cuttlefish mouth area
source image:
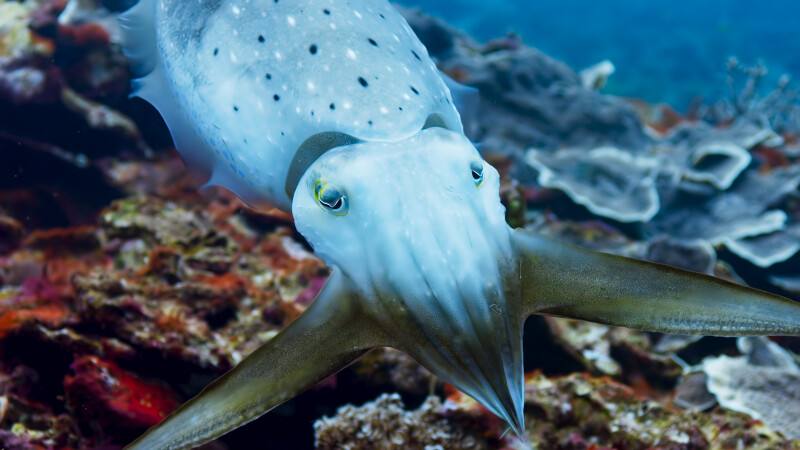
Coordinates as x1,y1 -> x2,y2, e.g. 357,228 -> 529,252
292,127 -> 526,433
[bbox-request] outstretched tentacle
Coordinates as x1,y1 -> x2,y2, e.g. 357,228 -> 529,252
512,229 -> 800,336
126,270 -> 384,450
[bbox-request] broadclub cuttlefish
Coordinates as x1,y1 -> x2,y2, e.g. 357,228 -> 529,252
118,0 -> 800,447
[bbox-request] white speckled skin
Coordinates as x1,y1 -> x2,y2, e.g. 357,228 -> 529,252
121,0 -> 461,211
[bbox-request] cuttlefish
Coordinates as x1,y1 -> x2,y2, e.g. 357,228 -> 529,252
119,0 -> 800,448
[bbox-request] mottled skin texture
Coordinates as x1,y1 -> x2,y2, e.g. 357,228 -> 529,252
119,1 -> 800,449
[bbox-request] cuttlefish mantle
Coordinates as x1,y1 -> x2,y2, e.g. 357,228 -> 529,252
118,0 -> 800,447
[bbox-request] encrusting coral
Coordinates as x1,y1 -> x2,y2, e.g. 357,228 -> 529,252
314,393 -> 488,450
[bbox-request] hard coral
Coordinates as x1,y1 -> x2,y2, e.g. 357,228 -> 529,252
1,188 -> 327,447
314,393 -> 488,450
521,372 -> 795,449
0,362 -> 84,449
526,146 -> 660,223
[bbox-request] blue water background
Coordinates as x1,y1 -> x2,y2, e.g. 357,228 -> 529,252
397,0 -> 800,111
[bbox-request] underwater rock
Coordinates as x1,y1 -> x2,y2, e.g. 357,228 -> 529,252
64,355 -> 180,433
703,337 -> 800,440
68,195 -> 327,371
0,189 -> 328,447
672,371 -> 718,411
61,86 -> 141,139
0,362 -> 84,449
543,317 -> 684,391
0,0 -> 153,231
544,318 -> 622,377
523,214 -> 645,258
0,1 -> 59,104
353,348 -> 437,396
521,371 -> 795,448
313,393 -> 488,450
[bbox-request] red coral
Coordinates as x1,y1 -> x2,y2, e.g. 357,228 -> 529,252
0,277 -> 73,338
57,23 -> 110,48
64,355 -> 179,431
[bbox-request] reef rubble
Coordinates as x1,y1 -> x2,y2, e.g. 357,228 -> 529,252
0,1 -> 799,449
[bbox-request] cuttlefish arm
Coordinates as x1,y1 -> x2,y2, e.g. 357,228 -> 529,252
126,270 -> 384,450
513,229 -> 800,335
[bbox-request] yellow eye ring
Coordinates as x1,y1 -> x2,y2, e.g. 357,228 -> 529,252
315,181 -> 349,216
471,161 -> 484,187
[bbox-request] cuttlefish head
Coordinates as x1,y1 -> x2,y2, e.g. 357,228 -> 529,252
292,126 -> 526,434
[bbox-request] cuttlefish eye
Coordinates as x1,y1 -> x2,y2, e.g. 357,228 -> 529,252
316,182 -> 349,215
471,160 -> 484,187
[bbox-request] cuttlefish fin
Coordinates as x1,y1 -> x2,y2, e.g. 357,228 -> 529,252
125,270 -> 383,450
512,229 -> 800,336
439,70 -> 480,137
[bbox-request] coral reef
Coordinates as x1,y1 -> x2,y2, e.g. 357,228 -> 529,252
0,1 -> 798,449
518,372 -> 795,449
0,190 -> 327,446
314,393 -> 487,450
319,370 -> 798,450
